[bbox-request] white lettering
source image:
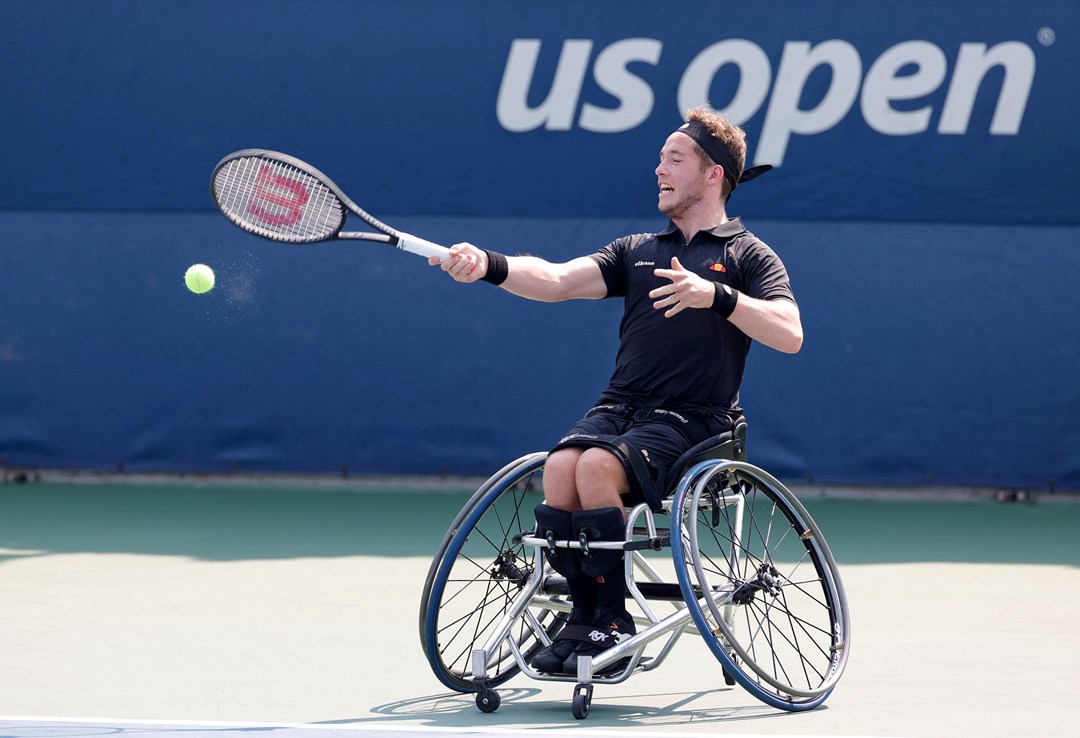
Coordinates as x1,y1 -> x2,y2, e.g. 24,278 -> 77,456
677,40 -> 771,125
938,42 -> 1036,135
757,40 -> 862,166
652,408 -> 689,424
580,38 -> 663,133
861,41 -> 947,135
496,39 -> 593,132
495,36 -> 1039,164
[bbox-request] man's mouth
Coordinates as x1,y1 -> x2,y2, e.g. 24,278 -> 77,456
659,184 -> 674,195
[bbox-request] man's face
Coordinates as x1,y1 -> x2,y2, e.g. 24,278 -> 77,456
656,132 -> 713,218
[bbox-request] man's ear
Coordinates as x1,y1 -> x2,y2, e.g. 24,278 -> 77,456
708,164 -> 726,187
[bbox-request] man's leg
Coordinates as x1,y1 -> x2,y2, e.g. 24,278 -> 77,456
573,448 -> 633,621
561,448 -> 636,672
530,404 -> 637,673
574,448 -> 631,618
560,415 -> 709,672
529,448 -> 595,673
541,447 -> 602,634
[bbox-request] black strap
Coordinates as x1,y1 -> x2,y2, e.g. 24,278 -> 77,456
612,438 -> 664,512
552,623 -> 619,648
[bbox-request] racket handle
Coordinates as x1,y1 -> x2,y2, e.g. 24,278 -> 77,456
397,232 -> 450,261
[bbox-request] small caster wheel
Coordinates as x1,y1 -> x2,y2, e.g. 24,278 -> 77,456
476,687 -> 500,713
572,683 -> 593,720
723,652 -> 738,686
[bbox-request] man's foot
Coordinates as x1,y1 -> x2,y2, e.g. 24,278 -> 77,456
530,609 -> 589,674
562,607 -> 636,675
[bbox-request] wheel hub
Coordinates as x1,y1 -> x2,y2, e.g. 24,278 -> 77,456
490,552 -> 531,586
731,563 -> 783,604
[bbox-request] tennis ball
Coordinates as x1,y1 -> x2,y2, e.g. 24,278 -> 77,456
184,264 -> 215,294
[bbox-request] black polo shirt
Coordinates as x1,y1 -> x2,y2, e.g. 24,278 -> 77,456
590,217 -> 795,416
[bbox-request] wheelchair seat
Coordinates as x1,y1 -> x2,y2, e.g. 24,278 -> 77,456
660,420 -> 748,494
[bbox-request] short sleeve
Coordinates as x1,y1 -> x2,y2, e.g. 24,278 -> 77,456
590,237 -> 631,298
738,239 -> 795,303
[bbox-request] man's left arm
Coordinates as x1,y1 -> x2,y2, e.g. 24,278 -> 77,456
650,255 -> 803,354
725,292 -> 802,353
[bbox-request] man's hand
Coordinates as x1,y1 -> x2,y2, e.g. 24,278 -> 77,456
650,256 -> 717,317
428,242 -> 488,283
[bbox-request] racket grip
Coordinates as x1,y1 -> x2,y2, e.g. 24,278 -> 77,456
397,232 -> 450,261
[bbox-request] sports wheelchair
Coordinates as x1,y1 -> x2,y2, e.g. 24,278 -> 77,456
418,424 -> 850,719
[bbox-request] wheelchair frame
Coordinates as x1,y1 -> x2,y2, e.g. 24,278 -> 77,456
419,437 -> 850,720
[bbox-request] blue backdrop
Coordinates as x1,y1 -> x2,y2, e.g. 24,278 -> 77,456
1,1 -> 1078,490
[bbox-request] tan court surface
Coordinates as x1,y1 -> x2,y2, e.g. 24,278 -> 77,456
1,481 -> 1078,737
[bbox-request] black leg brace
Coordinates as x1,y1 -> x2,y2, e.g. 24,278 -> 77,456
533,503 -> 579,578
533,503 -> 595,620
572,507 -> 626,578
572,507 -> 630,614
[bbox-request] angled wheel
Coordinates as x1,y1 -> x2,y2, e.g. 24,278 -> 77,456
671,460 -> 850,711
420,452 -> 561,691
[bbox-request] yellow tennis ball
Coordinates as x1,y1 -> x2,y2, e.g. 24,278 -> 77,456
184,264 -> 215,294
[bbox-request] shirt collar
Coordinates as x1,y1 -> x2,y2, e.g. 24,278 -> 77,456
657,217 -> 746,240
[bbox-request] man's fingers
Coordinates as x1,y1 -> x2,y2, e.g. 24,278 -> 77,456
653,292 -> 683,313
648,283 -> 676,299
664,302 -> 686,318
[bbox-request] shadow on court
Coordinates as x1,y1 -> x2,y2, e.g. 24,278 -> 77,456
1,481 -> 1077,565
316,687 -> 802,730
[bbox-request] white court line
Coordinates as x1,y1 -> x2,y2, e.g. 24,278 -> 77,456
0,715 -> 911,738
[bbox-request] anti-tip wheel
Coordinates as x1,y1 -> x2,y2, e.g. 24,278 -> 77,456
475,687 -> 501,713
723,653 -> 737,686
572,684 -> 593,719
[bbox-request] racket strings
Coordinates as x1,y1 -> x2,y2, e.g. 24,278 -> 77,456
213,155 -> 345,243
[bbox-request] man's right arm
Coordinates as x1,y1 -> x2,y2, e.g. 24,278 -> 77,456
429,243 -> 608,302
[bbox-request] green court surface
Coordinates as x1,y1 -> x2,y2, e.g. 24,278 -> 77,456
1,480 -> 1078,737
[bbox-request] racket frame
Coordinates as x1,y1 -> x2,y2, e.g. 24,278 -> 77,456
210,148 -> 448,259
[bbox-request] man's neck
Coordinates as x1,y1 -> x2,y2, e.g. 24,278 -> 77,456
673,206 -> 729,243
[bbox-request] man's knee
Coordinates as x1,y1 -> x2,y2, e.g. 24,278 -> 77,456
575,448 -> 628,509
543,448 -> 583,511
577,448 -> 627,484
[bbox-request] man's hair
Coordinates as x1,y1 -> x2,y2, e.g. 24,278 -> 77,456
685,106 -> 747,199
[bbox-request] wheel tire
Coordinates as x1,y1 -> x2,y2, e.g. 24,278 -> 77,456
475,687 -> 501,713
571,685 -> 592,720
671,460 -> 851,711
420,453 -> 561,691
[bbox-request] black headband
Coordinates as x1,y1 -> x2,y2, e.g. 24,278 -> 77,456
675,120 -> 772,195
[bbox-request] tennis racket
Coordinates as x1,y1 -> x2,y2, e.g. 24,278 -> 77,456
210,149 -> 449,260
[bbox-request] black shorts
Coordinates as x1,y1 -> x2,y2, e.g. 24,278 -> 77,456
552,403 -> 734,504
